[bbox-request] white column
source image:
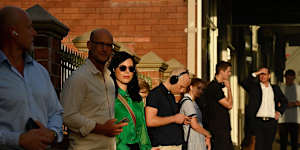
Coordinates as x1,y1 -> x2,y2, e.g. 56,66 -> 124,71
187,0 -> 196,75
197,0 -> 202,78
209,0 -> 218,80
271,34 -> 277,84
238,87 -> 246,146
230,54 -> 239,145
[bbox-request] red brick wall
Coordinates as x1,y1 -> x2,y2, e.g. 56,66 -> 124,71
139,70 -> 164,88
0,0 -> 188,66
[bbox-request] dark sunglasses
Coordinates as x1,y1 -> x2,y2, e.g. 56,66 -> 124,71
118,65 -> 135,72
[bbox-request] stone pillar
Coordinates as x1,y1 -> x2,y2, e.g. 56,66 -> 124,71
137,65 -> 168,89
137,51 -> 168,88
26,4 -> 69,93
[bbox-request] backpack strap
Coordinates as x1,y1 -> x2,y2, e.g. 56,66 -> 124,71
180,97 -> 192,106
179,97 -> 192,105
186,114 -> 197,143
180,96 -> 197,146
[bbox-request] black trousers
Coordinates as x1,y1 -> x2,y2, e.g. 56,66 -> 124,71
211,130 -> 234,150
279,123 -> 299,150
254,118 -> 277,150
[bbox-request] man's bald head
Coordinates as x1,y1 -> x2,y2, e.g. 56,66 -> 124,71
89,28 -> 113,42
0,6 -> 26,33
170,68 -> 188,77
167,68 -> 190,94
87,28 -> 113,66
170,68 -> 190,84
0,6 -> 36,51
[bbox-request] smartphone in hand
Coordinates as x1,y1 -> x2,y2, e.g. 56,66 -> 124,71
25,118 -> 40,131
188,114 -> 197,117
116,118 -> 129,124
186,114 -> 197,122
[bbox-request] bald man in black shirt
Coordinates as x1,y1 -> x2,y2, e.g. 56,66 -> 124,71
146,68 -> 191,150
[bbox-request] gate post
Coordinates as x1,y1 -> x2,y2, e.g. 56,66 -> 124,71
26,4 -> 69,93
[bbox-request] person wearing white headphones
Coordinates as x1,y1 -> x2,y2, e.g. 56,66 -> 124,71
0,6 -> 63,150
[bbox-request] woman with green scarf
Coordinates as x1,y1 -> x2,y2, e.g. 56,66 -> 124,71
108,51 -> 152,150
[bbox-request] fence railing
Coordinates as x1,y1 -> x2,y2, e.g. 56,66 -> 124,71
59,45 -> 85,89
54,45 -> 85,149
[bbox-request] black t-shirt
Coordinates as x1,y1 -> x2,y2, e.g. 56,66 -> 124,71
146,83 -> 184,146
205,79 -> 231,132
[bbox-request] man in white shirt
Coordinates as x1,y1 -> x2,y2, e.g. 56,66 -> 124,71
61,29 -> 127,150
279,69 -> 300,150
241,67 -> 288,150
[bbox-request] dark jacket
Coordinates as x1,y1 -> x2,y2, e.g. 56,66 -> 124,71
240,74 -> 288,133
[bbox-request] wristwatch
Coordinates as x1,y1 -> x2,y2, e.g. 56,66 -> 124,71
50,130 -> 58,143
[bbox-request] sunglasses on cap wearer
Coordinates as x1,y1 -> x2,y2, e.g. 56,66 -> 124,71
118,65 -> 135,72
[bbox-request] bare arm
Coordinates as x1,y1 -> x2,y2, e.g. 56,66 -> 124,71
240,70 -> 263,92
145,106 -> 187,127
287,101 -> 300,108
276,86 -> 288,114
218,80 -> 233,110
190,117 -> 211,138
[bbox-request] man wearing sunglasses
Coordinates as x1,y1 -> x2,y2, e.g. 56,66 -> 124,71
62,29 -> 127,150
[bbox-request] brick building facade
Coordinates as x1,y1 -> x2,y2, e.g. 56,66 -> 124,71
0,0 -> 188,66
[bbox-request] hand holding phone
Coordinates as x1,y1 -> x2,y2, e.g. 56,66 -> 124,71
184,114 -> 197,124
25,118 -> 40,131
117,118 -> 129,124
188,114 -> 197,117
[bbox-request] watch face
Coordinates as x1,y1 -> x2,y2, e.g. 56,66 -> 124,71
51,130 -> 58,141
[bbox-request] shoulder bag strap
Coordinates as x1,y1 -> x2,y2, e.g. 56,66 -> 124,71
117,94 -> 136,127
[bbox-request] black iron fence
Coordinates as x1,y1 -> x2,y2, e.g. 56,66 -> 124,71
53,45 -> 85,150
59,45 -> 85,88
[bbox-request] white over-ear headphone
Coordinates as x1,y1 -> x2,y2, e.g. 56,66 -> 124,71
12,30 -> 18,36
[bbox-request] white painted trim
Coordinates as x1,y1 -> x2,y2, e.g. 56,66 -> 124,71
187,0 -> 196,75
209,1 -> 218,80
197,0 -> 202,78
